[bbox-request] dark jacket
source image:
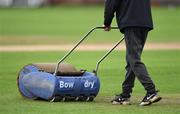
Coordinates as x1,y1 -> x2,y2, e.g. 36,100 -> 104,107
104,0 -> 153,33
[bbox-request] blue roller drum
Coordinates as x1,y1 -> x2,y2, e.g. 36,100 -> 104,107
17,64 -> 100,102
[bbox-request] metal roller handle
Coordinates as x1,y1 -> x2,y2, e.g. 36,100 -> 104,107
93,37 -> 124,76
54,26 -> 119,76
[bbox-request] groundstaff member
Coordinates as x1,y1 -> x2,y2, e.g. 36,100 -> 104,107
103,0 -> 162,106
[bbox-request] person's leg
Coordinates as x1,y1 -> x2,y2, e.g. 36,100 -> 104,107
124,27 -> 156,94
121,54 -> 136,98
124,27 -> 162,106
112,27 -> 161,105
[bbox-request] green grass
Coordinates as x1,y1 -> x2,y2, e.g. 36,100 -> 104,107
0,50 -> 180,114
0,6 -> 180,45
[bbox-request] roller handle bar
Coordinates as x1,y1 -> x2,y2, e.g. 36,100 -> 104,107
93,37 -> 124,75
54,26 -> 119,76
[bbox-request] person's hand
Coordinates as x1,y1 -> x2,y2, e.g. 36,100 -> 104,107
103,25 -> 111,31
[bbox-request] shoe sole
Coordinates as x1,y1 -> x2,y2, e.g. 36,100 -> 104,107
150,95 -> 162,103
139,101 -> 151,106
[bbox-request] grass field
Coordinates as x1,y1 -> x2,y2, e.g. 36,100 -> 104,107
0,50 -> 180,114
0,6 -> 180,45
0,5 -> 180,114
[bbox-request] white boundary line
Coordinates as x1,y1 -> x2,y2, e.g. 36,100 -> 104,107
0,43 -> 180,52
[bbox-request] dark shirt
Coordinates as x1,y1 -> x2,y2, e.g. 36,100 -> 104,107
104,0 -> 153,33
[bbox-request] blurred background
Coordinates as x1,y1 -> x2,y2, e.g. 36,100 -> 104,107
0,0 -> 180,46
0,0 -> 180,7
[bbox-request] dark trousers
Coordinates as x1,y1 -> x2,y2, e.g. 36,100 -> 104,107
121,27 -> 156,97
